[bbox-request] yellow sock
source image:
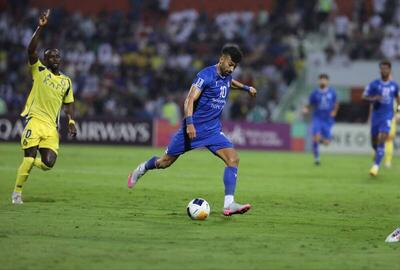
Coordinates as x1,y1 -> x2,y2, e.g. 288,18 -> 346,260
384,140 -> 393,165
33,157 -> 51,171
14,157 -> 34,193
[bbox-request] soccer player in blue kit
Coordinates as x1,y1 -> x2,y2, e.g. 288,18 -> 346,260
303,74 -> 339,165
127,45 -> 257,216
363,60 -> 400,176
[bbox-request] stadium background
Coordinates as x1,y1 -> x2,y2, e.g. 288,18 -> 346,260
0,0 -> 399,154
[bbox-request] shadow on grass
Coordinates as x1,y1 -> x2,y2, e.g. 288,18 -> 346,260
24,197 -> 56,203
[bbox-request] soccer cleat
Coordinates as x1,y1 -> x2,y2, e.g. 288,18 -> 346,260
369,164 -> 379,177
223,202 -> 251,216
127,162 -> 146,188
314,157 -> 320,166
385,228 -> 400,243
384,162 -> 392,168
11,192 -> 23,204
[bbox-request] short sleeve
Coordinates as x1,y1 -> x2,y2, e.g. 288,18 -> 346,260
363,82 -> 375,97
192,69 -> 211,92
63,78 -> 74,104
394,83 -> 399,97
30,59 -> 45,78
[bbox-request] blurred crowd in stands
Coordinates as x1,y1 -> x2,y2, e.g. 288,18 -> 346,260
0,0 -> 399,123
314,0 -> 400,66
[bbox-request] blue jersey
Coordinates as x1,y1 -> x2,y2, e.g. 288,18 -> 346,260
191,65 -> 232,133
309,87 -> 337,120
364,79 -> 399,120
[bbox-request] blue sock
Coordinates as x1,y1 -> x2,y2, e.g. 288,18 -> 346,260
145,156 -> 158,170
223,166 -> 237,195
374,144 -> 385,166
313,141 -> 319,161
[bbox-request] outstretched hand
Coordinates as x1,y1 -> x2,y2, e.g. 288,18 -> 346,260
248,86 -> 257,97
39,9 -> 50,27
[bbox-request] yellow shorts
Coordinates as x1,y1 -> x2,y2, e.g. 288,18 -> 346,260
389,116 -> 396,138
21,117 -> 59,154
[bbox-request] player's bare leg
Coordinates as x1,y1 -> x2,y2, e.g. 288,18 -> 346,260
33,148 -> 57,171
12,147 -> 38,204
128,154 -> 178,188
215,147 -> 251,216
370,132 -> 388,176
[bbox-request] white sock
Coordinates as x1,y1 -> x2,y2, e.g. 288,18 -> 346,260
224,195 -> 234,208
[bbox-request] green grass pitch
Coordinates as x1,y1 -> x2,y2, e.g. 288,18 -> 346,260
0,143 -> 399,270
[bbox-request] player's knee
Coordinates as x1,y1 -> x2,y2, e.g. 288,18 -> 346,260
226,156 -> 240,167
42,157 -> 56,169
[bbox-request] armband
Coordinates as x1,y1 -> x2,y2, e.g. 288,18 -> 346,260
242,85 -> 251,92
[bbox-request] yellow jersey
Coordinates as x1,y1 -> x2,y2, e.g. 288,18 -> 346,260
21,59 -> 74,128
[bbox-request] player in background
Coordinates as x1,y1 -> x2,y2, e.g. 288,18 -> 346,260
12,10 -> 77,204
363,60 -> 400,176
383,101 -> 399,168
303,74 -> 339,165
127,44 -> 257,216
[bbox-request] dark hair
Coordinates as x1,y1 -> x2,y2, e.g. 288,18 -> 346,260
380,60 -> 392,68
319,73 -> 329,80
221,44 -> 243,64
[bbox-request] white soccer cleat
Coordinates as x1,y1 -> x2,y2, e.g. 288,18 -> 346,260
369,164 -> 379,176
384,162 -> 392,168
127,162 -> 146,189
11,192 -> 23,204
385,228 -> 400,243
223,202 -> 251,216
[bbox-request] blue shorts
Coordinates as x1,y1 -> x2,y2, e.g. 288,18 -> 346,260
312,118 -> 334,140
371,118 -> 392,136
166,128 -> 234,157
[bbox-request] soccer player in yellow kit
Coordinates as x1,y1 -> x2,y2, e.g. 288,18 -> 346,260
384,103 -> 399,168
12,10 -> 77,204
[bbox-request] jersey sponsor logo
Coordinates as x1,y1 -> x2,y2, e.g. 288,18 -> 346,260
43,73 -> 68,93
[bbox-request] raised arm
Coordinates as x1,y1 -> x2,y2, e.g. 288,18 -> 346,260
28,9 -> 50,65
231,79 -> 257,97
183,85 -> 202,140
